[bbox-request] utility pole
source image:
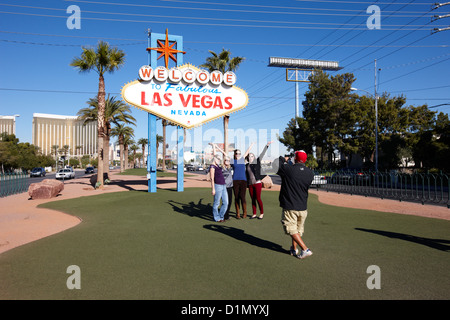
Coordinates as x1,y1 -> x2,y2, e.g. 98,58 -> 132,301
432,2 -> 450,10
432,2 -> 450,33
295,69 -> 299,119
374,59 -> 379,173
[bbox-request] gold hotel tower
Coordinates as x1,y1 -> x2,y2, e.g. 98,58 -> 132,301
32,113 -> 98,157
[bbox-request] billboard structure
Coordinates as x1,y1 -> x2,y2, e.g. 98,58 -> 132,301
268,57 -> 342,118
268,57 -> 341,70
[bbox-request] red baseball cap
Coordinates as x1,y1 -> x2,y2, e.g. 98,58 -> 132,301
295,150 -> 307,163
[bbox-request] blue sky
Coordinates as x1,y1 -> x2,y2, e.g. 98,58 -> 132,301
1,0 -> 449,159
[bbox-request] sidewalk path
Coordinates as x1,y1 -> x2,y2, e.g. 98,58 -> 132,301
1,170 -> 448,254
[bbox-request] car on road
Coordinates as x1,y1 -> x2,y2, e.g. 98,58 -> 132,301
56,168 -> 75,179
85,166 -> 95,174
312,172 -> 327,185
30,167 -> 46,177
185,164 -> 204,172
331,170 -> 371,185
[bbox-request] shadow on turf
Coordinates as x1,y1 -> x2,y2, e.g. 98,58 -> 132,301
167,198 -> 289,255
107,178 -> 180,192
167,198 -> 214,221
204,224 -> 289,255
355,228 -> 450,252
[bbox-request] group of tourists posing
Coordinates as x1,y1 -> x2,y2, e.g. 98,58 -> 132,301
208,142 -> 315,260
209,141 -> 273,223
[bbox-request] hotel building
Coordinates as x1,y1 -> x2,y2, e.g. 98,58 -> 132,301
32,113 -> 98,157
0,115 -> 19,136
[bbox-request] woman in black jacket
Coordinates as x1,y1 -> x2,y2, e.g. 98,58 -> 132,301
245,141 -> 272,219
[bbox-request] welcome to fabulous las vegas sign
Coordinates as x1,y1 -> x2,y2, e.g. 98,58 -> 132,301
121,64 -> 249,129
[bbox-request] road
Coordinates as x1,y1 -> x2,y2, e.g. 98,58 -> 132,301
28,169 -> 96,184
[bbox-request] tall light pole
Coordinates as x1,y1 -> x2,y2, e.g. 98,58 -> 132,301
374,59 -> 378,172
351,89 -> 379,171
351,59 -> 380,172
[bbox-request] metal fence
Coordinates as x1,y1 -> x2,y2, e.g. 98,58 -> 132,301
313,170 -> 450,208
0,172 -> 30,198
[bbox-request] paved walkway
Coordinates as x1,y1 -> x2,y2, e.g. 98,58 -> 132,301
1,170 -> 448,254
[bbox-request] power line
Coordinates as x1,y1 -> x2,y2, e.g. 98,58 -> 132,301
2,1 -> 447,125
2,87 -> 448,101
328,2 -> 433,67
0,39 -> 143,47
160,0 -> 427,14
295,0 -> 430,4
390,85 -> 450,93
2,30 -> 447,48
378,56 -> 450,86
63,0 -> 431,17
382,53 -> 450,69
0,11 -> 434,30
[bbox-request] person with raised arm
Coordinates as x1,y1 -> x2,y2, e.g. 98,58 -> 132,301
245,141 -> 273,220
230,142 -> 254,219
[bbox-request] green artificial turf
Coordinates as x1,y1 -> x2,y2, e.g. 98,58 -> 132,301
0,188 -> 449,300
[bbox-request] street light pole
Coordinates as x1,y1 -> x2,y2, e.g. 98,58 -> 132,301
374,59 -> 378,173
351,60 -> 380,172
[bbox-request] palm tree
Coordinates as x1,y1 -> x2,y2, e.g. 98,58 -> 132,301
74,145 -> 83,167
111,123 -> 134,172
200,49 -> 245,155
156,134 -> 163,166
60,145 -> 70,167
77,95 -> 135,177
129,142 -> 139,168
137,138 -> 148,168
123,134 -> 134,170
51,145 -> 59,169
71,41 -> 126,188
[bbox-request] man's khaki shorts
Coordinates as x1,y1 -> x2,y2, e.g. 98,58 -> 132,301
281,209 -> 308,236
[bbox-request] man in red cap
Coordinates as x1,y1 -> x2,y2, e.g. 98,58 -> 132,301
274,150 -> 314,259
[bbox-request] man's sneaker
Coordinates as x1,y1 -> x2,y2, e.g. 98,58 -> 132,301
299,249 -> 313,259
289,246 -> 299,257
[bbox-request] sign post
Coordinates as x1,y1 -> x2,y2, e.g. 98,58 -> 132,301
147,113 -> 157,192
177,126 -> 184,192
147,29 -> 185,192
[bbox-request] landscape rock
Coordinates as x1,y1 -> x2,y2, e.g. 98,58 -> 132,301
28,179 -> 64,199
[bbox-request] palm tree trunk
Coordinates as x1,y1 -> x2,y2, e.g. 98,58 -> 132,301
103,130 -> 110,178
124,145 -> 129,169
96,75 -> 106,188
142,144 -> 146,168
119,139 -> 124,173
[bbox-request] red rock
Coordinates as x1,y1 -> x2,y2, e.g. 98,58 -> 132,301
41,179 -> 64,193
28,180 -> 64,199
